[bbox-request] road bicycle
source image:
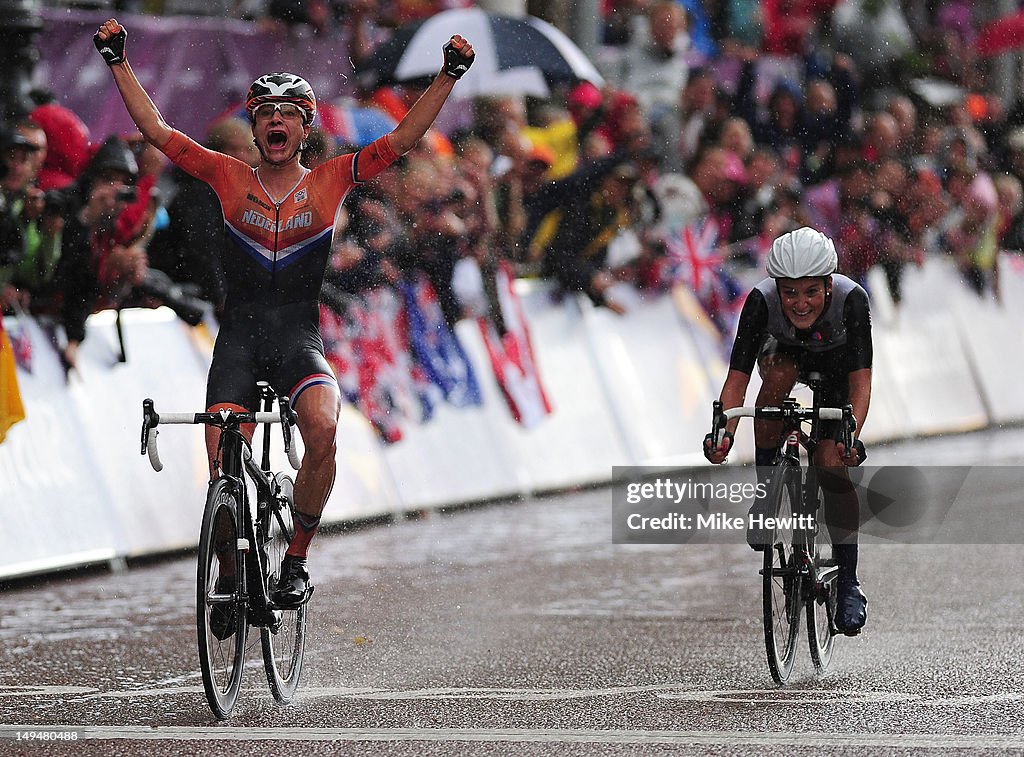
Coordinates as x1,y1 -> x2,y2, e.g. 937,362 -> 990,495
141,382 -> 306,718
708,373 -> 857,684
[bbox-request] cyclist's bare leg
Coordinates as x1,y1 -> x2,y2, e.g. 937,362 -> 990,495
291,384 -> 341,525
271,385 -> 339,606
753,355 -> 799,451
814,441 -> 859,545
746,356 -> 799,549
814,440 -> 867,632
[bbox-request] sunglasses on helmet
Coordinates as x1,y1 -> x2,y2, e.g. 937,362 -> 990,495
253,102 -> 305,121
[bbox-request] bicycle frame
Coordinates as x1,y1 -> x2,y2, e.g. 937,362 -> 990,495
770,378 -> 848,599
143,383 -> 300,626
216,424 -> 281,630
777,427 -> 840,636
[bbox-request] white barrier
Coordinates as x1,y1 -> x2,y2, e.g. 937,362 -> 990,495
493,280 -> 632,491
579,287 -> 723,469
1,256 -> 1019,579
0,310 -> 207,577
948,258 -> 1024,425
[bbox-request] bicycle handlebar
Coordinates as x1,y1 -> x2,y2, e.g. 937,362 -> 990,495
709,399 -> 855,452
720,406 -> 846,422
141,398 -> 301,473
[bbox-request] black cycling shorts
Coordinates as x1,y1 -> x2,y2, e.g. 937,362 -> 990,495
757,337 -> 850,442
206,302 -> 339,411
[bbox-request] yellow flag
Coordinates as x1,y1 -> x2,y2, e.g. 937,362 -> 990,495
0,328 -> 26,444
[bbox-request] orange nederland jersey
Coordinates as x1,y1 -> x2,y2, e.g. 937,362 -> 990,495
160,130 -> 398,308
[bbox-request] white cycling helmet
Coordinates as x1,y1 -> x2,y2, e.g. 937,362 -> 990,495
766,227 -> 838,279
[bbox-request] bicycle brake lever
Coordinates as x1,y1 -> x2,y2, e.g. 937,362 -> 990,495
711,400 -> 728,446
141,398 -> 160,455
842,404 -> 855,451
279,396 -> 301,471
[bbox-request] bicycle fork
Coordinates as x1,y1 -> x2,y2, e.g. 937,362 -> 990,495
802,475 -> 840,637
234,472 -> 283,633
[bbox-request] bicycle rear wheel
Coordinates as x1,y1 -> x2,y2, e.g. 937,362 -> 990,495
762,463 -> 802,684
807,488 -> 837,673
197,479 -> 248,719
260,473 -> 306,703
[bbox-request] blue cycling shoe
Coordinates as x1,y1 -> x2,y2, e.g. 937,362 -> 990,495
835,580 -> 868,635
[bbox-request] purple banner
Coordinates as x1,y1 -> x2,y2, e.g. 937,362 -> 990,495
33,9 -> 358,142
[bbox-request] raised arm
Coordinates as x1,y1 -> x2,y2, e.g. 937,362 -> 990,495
386,35 -> 474,157
94,19 -> 173,149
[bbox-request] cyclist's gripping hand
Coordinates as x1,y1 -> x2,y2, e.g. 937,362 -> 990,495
442,35 -> 475,80
837,438 -> 866,467
94,19 -> 127,66
703,431 -> 734,465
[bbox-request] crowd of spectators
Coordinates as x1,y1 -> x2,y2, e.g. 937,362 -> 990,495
4,0 -> 1024,368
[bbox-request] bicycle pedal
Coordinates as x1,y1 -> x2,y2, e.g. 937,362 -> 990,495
268,610 -> 283,634
247,606 -> 278,628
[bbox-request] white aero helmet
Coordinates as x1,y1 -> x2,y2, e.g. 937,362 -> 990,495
766,227 -> 838,279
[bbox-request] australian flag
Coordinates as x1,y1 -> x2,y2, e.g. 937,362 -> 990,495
400,275 -> 482,411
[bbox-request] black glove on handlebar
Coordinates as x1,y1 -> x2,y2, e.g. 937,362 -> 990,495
442,40 -> 473,80
703,430 -> 733,461
94,28 -> 127,66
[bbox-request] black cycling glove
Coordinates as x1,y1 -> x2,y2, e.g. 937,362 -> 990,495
703,431 -> 734,462
851,438 -> 866,465
442,40 -> 473,80
94,27 -> 127,66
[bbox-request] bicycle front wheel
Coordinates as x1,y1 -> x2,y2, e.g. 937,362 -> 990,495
762,463 -> 802,685
197,479 -> 249,719
807,486 -> 837,673
260,473 -> 306,703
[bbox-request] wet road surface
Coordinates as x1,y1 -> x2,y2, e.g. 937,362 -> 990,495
2,429 -> 1024,755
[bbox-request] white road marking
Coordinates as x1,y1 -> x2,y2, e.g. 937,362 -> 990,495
10,684 -> 1024,709
301,684 -> 688,701
0,686 -> 96,698
0,726 -> 1020,748
915,693 -> 1024,706
657,689 -> 920,704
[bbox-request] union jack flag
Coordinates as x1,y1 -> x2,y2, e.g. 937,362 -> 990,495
664,219 -> 742,336
320,291 -> 425,444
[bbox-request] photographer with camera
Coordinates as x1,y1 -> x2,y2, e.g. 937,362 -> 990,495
1,123 -> 64,314
49,133 -> 210,369
51,136 -> 148,368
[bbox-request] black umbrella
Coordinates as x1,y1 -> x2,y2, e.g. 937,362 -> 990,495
356,8 -> 604,99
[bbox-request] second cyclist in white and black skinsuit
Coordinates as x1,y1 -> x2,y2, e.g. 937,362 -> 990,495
705,227 -> 872,635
